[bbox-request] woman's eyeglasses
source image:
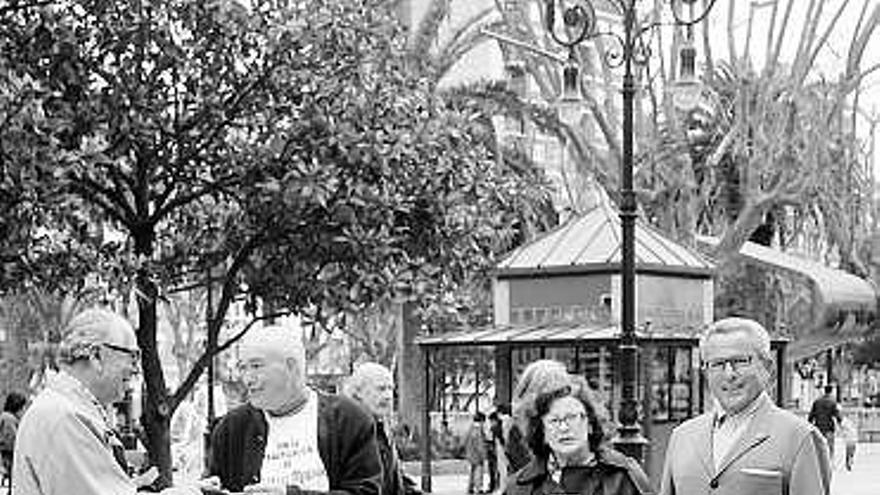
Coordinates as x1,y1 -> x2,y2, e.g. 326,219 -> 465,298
544,412 -> 587,430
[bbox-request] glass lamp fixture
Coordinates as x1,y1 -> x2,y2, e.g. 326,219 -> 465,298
557,58 -> 583,126
671,39 -> 702,110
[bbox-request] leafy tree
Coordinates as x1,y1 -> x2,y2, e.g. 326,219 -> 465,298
0,0 -> 551,484
0,287 -> 98,398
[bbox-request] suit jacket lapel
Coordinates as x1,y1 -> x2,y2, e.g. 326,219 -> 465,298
714,398 -> 772,478
690,414 -> 715,478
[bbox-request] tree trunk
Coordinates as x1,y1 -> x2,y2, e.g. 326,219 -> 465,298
396,301 -> 424,436
138,268 -> 175,488
133,227 -> 174,488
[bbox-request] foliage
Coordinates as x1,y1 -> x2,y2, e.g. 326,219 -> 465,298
853,332 -> 880,367
0,0 -> 552,483
0,288 -> 98,398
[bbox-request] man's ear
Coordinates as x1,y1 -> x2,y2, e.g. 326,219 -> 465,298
284,357 -> 299,373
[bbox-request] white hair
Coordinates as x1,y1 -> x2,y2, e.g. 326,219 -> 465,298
239,324 -> 306,375
58,307 -> 135,364
344,362 -> 392,400
701,317 -> 772,362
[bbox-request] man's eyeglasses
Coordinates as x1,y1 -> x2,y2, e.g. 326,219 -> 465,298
703,355 -> 754,373
544,412 -> 586,430
102,342 -> 141,362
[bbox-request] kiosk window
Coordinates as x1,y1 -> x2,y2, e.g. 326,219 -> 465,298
650,346 -> 693,421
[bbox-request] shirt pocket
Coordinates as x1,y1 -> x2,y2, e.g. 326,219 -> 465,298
739,467 -> 783,495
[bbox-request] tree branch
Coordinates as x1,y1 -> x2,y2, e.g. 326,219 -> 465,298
170,310 -> 290,409
803,0 -> 849,80
766,0 -> 796,78
726,0 -> 738,65
150,173 -> 241,223
68,175 -> 135,227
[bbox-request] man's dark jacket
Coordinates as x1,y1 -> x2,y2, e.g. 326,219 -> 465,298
375,421 -> 421,495
808,394 -> 841,433
209,393 -> 382,495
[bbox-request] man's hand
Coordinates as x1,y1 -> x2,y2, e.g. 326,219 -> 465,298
160,476 -> 227,495
158,485 -> 202,495
242,482 -> 288,495
133,466 -> 160,488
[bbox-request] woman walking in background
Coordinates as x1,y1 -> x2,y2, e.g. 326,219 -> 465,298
465,412 -> 488,494
840,413 -> 859,471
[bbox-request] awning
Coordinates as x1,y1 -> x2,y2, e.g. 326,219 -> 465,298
416,320 -> 701,347
788,331 -> 858,362
788,314 -> 868,361
697,236 -> 876,311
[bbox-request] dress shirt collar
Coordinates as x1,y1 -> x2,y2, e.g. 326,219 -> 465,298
714,391 -> 769,429
48,369 -> 112,429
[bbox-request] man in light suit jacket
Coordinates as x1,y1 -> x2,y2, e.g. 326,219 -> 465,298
659,317 -> 831,495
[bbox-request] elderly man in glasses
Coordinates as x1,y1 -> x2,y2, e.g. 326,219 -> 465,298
12,307 -> 201,495
659,317 -> 831,495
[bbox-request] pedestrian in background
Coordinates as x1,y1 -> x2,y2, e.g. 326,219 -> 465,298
344,362 -> 421,495
809,385 -> 842,460
465,412 -> 488,494
839,413 -> 858,471
486,410 -> 505,492
504,379 -> 651,495
659,317 -> 831,495
0,391 -> 26,490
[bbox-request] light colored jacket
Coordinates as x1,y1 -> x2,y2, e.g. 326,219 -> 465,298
659,394 -> 831,495
12,370 -> 134,495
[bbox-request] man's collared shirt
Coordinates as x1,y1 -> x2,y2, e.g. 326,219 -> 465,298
712,392 -> 770,470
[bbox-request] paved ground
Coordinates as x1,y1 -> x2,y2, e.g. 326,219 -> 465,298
406,440 -> 880,494
829,440 -> 880,495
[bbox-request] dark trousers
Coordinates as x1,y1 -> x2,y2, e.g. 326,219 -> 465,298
845,442 -> 856,470
486,451 -> 498,492
1,451 -> 11,495
467,462 -> 484,494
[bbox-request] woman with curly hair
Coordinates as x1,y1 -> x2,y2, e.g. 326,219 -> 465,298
505,360 -> 570,473
504,378 -> 652,495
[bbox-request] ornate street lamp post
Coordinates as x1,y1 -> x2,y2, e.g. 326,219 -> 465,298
542,0 -> 717,462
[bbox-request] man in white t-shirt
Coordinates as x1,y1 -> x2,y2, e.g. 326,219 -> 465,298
208,326 -> 381,495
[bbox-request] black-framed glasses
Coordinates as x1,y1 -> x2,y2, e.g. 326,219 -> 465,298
702,355 -> 754,373
102,342 -> 141,362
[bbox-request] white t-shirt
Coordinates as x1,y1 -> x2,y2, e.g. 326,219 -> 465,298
260,390 -> 329,491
